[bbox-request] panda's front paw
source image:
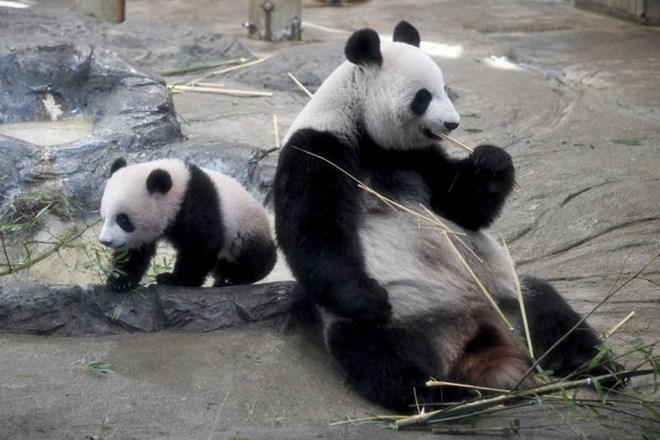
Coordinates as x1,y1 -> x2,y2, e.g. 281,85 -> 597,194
106,272 -> 140,292
156,272 -> 181,286
588,359 -> 629,390
471,145 -> 515,194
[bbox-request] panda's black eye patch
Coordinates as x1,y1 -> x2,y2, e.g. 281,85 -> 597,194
410,88 -> 432,115
116,213 -> 135,233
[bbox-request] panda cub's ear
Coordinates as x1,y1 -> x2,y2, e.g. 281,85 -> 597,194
146,169 -> 173,195
110,158 -> 127,176
345,28 -> 383,67
393,20 -> 421,47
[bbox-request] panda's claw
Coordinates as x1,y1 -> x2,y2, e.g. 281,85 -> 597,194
106,273 -> 139,292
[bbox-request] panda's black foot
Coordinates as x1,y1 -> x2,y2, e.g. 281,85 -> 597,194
155,272 -> 181,286
582,359 -> 629,390
106,273 -> 140,292
471,145 -> 515,195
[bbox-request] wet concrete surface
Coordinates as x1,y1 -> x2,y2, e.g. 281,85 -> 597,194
1,0 -> 659,439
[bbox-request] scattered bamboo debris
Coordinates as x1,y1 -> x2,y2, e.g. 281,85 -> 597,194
430,130 -> 474,153
287,71 -> 314,98
502,238 -> 535,359
212,56 -> 271,76
602,311 -> 636,341
425,380 -> 510,394
272,114 -> 281,149
192,82 -> 225,89
169,85 -> 272,97
394,369 -> 655,430
158,58 -> 247,77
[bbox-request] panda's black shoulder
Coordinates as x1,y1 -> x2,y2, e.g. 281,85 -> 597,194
185,164 -> 219,204
280,128 -> 362,174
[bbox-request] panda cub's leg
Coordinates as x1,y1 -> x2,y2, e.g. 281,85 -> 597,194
107,242 -> 157,291
212,235 -> 277,286
325,318 -> 473,411
519,276 -> 625,387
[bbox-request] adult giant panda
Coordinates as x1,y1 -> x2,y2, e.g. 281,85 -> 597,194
100,158 -> 276,291
273,21 -> 622,410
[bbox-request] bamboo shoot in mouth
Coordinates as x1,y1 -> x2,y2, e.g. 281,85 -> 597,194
429,130 -> 474,153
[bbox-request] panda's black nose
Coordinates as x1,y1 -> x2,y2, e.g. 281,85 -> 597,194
444,121 -> 459,131
100,240 -> 113,248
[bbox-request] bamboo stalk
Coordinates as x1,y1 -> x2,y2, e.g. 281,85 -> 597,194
0,221 -> 99,277
430,131 -> 474,153
192,82 -> 225,89
170,85 -> 272,97
287,72 -> 314,98
395,368 -> 654,429
512,250 -> 660,390
211,56 -> 271,75
425,380 -> 510,394
272,114 -> 281,149
502,238 -> 535,359
602,311 -> 635,341
158,58 -> 245,77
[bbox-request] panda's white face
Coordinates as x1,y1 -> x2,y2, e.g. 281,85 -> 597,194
99,159 -> 189,251
362,42 -> 460,151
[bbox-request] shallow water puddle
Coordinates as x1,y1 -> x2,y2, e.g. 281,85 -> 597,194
0,118 -> 94,146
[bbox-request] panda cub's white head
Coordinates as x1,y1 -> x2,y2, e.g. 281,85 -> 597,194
351,21 -> 460,150
99,158 -> 189,251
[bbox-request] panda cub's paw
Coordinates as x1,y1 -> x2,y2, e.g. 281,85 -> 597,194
106,273 -> 140,292
471,145 -> 515,194
155,272 -> 181,286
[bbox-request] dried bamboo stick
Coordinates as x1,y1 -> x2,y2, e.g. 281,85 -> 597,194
211,56 -> 271,75
287,72 -> 314,98
192,82 -> 225,89
502,238 -> 535,359
430,131 -> 474,153
272,114 -> 281,149
170,85 -> 272,97
425,380 -> 510,394
602,311 -> 635,341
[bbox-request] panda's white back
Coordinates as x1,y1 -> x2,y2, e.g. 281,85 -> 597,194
202,168 -> 271,260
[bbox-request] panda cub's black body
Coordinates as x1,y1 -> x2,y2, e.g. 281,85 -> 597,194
100,158 -> 276,291
273,22 -> 621,410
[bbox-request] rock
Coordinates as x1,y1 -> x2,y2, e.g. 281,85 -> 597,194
225,42 -> 345,94
0,281 -> 298,336
0,7 -> 251,75
0,42 -> 183,215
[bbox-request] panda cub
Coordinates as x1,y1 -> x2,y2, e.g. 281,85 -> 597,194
99,157 -> 276,291
273,21 -> 622,410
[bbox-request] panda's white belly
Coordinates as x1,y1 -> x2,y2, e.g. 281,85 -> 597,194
358,208 -> 517,320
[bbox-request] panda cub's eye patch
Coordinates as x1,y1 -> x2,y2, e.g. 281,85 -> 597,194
116,213 -> 135,233
410,88 -> 432,116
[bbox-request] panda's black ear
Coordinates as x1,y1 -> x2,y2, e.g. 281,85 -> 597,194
146,169 -> 172,194
345,28 -> 382,67
110,158 -> 127,176
393,21 -> 421,47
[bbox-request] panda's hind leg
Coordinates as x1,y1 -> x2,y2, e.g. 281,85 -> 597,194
519,276 -> 624,386
325,318 -> 474,411
212,234 -> 277,286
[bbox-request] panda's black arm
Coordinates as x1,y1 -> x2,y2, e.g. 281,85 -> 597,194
421,144 -> 515,230
274,130 -> 392,323
106,242 -> 157,292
